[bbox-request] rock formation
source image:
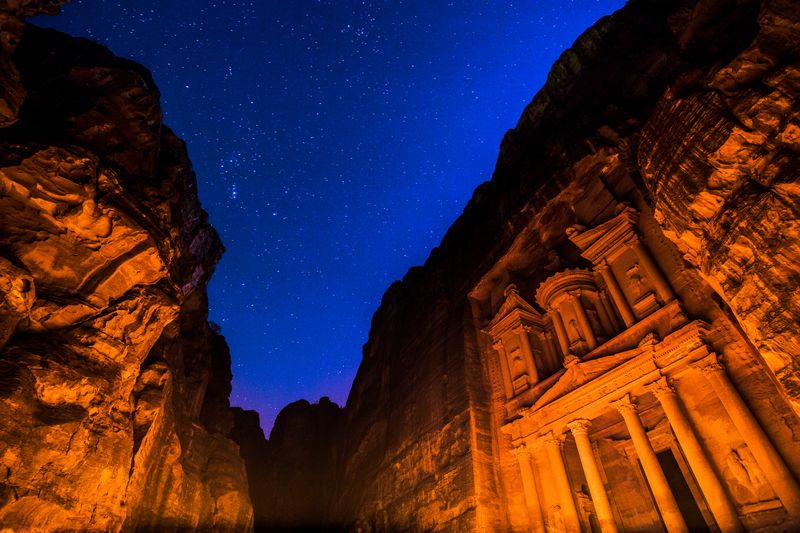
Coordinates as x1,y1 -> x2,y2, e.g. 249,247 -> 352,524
2,0 -> 798,530
252,0 -> 800,531
0,2 -> 252,530
233,398 -> 342,530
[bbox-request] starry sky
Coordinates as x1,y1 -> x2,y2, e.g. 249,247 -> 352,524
35,0 -> 625,432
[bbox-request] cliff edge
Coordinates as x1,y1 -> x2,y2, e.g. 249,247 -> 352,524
0,2 -> 253,530
252,0 -> 800,530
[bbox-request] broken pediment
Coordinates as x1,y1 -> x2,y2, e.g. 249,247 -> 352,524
531,347 -> 641,410
486,284 -> 544,334
567,206 -> 640,263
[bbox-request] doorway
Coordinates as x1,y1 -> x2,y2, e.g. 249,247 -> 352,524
656,449 -> 710,532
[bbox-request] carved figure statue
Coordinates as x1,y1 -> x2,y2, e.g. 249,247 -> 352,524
568,318 -> 584,342
726,446 -> 772,502
511,353 -> 525,377
626,263 -> 645,299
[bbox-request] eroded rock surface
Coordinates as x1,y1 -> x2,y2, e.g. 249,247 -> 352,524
638,0 -> 800,413
0,6 -> 252,531
254,0 -> 800,531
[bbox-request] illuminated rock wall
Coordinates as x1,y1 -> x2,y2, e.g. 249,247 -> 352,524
260,0 -> 800,531
0,4 -> 252,530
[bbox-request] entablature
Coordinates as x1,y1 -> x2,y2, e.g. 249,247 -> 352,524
501,319 -> 713,442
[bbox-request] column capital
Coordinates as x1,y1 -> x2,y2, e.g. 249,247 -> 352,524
566,418 -> 592,436
693,356 -> 726,377
552,293 -> 571,307
540,430 -> 564,448
511,442 -> 531,459
611,393 -> 638,416
492,341 -> 505,352
646,376 -> 676,398
566,289 -> 583,300
596,258 -> 610,272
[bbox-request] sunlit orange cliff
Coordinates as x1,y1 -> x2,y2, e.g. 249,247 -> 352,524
1,0 -> 800,531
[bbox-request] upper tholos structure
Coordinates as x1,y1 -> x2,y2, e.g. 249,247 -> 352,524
1,0 -> 799,531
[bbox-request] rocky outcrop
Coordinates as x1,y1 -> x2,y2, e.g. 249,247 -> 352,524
0,4 -> 252,531
0,0 -> 68,127
233,399 -> 342,531
255,0 -> 800,531
638,0 -> 800,413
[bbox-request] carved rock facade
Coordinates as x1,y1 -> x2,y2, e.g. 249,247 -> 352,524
486,206 -> 800,531
0,5 -> 252,530
260,0 -> 800,531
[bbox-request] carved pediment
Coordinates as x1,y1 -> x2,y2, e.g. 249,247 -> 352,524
568,206 -> 639,263
531,347 -> 640,409
486,284 -> 543,334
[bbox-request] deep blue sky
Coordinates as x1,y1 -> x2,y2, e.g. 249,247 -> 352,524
36,0 -> 625,432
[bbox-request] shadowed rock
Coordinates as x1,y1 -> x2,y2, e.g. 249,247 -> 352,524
0,5 -> 252,531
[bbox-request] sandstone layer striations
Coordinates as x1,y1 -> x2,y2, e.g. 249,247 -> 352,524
256,0 -> 800,531
0,4 -> 252,531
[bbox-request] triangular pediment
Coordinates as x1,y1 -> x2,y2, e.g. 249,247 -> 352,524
568,206 -> 639,262
531,347 -> 640,409
486,284 -> 542,332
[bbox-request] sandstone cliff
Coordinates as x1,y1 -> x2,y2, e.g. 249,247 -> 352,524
0,3 -> 252,530
254,0 -> 800,531
233,398 -> 342,530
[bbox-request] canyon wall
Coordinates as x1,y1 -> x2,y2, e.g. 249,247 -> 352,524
257,0 -> 800,531
0,2 -> 252,530
234,398 -> 342,530
2,0 -> 797,530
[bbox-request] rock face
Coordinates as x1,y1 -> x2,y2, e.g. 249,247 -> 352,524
256,0 -> 800,531
0,4 -> 252,531
233,398 -> 342,530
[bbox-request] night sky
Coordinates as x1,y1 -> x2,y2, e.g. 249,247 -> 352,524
35,0 -> 625,432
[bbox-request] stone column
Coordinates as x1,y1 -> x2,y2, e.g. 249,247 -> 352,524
567,419 -> 618,533
541,431 -> 581,532
593,292 -> 617,338
543,331 -> 561,372
612,394 -> 688,533
647,378 -> 743,532
631,240 -> 674,303
697,358 -> 800,518
549,307 -> 571,357
513,442 -> 545,532
599,289 -> 623,332
596,260 -> 636,327
568,291 -> 598,350
492,341 -> 514,399
516,326 -> 539,384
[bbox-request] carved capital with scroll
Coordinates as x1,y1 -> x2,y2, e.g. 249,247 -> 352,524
566,418 -> 592,436
611,393 -> 638,416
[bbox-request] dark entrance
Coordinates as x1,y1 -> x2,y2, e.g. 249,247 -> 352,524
656,449 -> 710,532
